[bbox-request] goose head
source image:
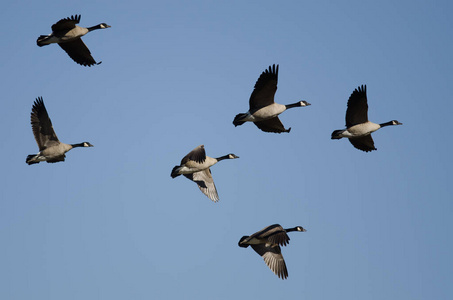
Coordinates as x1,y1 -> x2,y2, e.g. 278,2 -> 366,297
380,120 -> 403,128
286,226 -> 307,232
295,226 -> 307,232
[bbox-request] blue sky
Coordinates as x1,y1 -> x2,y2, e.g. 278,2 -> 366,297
1,1 -> 452,299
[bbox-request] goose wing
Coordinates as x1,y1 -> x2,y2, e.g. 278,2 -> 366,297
349,135 -> 377,152
250,224 -> 290,247
251,244 -> 288,279
30,97 -> 60,151
51,15 -> 81,32
181,145 -> 206,165
346,85 -> 368,128
249,64 -> 278,109
47,155 -> 66,163
184,169 -> 219,202
254,117 -> 289,133
58,38 -> 98,66
241,224 -> 290,247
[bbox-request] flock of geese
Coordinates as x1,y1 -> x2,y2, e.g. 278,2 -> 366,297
27,15 -> 403,280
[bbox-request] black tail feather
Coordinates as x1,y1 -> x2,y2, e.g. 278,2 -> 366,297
233,113 -> 248,126
26,154 -> 39,165
238,236 -> 250,247
331,130 -> 344,139
37,35 -> 50,47
171,166 -> 181,178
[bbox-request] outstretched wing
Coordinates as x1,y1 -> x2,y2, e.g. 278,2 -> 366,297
254,117 -> 290,133
346,85 -> 368,127
181,145 -> 206,165
247,224 -> 290,247
30,97 -> 60,151
47,155 -> 66,163
349,135 -> 377,152
184,169 -> 219,202
249,64 -> 278,109
251,244 -> 288,279
58,38 -> 99,66
51,15 -> 81,32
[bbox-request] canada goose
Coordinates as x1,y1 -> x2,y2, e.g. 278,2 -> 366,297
239,224 -> 306,279
26,97 -> 93,165
331,85 -> 402,152
37,15 -> 111,66
233,64 -> 311,133
171,145 -> 239,202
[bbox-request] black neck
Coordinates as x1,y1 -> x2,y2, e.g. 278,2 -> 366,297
379,121 -> 395,127
87,24 -> 103,31
216,154 -> 231,161
285,102 -> 301,109
285,227 -> 300,232
70,143 -> 85,148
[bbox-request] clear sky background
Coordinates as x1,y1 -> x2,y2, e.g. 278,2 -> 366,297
1,1 -> 452,299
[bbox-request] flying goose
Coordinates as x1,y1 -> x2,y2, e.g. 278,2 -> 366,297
37,14 -> 111,66
171,145 -> 239,202
233,64 -> 311,133
331,85 -> 402,152
26,97 -> 93,165
239,224 -> 306,279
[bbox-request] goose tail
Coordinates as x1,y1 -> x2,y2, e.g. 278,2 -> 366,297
233,113 -> 248,126
171,166 -> 181,178
37,35 -> 51,47
26,154 -> 40,165
238,236 -> 250,248
331,130 -> 344,140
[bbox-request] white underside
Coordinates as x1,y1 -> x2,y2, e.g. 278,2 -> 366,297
39,35 -> 61,45
341,122 -> 381,138
31,153 -> 48,162
178,157 -> 218,174
240,112 -> 256,122
178,166 -> 206,174
245,103 -> 287,122
40,26 -> 88,45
